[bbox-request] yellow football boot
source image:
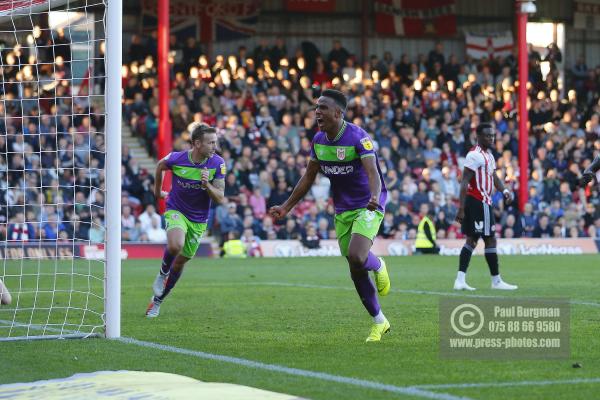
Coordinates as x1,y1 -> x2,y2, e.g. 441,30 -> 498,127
365,319 -> 391,342
374,257 -> 391,296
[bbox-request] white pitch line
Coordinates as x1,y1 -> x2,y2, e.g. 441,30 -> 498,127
0,319 -> 99,341
117,337 -> 473,400
411,377 -> 600,390
195,282 -> 600,308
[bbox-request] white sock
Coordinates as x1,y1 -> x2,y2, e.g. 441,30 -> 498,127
373,256 -> 384,273
492,275 -> 501,285
456,271 -> 466,283
374,310 -> 386,324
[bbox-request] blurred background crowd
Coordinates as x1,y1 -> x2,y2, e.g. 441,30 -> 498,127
121,34 -> 600,246
1,31 -> 600,248
0,27 -> 107,243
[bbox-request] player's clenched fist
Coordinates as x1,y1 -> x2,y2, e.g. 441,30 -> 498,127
268,205 -> 288,220
366,195 -> 380,211
201,168 -> 209,188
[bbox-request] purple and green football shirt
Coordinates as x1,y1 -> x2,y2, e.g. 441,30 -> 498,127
310,121 -> 387,214
164,151 -> 226,223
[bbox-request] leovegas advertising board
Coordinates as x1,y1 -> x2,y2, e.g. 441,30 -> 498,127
81,243 -> 213,260
260,239 -> 600,257
2,240 -> 593,259
373,238 -> 599,256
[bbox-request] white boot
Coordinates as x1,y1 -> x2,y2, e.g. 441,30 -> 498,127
453,279 -> 476,291
152,272 -> 168,297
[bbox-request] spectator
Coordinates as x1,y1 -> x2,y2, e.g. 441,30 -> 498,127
146,217 -> 167,243
328,40 -> 350,67
139,204 -> 161,234
121,205 -> 136,241
571,56 -> 588,99
301,224 -> 320,249
7,213 -> 35,241
253,38 -> 270,64
268,181 -> 291,209
222,231 -> 247,258
316,217 -> 332,239
220,203 -> 244,237
241,228 -> 263,257
88,217 -> 104,244
533,214 -> 553,238
278,218 -> 301,240
249,187 -> 267,219
42,214 -> 65,240
379,212 -> 397,239
502,214 -> 521,238
415,204 -> 439,254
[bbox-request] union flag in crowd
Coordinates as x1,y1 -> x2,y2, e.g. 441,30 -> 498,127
142,0 -> 260,43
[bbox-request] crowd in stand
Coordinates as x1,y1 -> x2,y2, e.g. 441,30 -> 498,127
122,35 -> 600,248
2,29 -> 600,248
0,27 -> 108,243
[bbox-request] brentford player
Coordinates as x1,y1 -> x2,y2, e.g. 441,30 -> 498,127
454,122 -> 518,291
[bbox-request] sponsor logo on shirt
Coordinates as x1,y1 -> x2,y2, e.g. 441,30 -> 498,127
360,137 -> 373,151
177,180 -> 205,190
220,163 -> 226,175
320,165 -> 354,175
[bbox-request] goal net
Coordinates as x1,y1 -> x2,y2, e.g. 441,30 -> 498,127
0,0 -> 121,341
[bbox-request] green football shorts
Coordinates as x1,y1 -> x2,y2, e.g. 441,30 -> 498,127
334,208 -> 384,257
164,210 -> 207,258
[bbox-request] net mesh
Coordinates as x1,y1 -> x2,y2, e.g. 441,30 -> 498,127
0,0 -> 108,340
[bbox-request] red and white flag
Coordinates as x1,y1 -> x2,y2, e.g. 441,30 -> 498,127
375,0 -> 456,37
465,32 -> 514,59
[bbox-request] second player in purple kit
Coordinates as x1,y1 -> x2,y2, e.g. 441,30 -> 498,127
146,123 -> 226,318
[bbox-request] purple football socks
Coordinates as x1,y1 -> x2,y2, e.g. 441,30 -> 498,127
351,270 -> 381,317
160,248 -> 176,275
363,251 -> 381,271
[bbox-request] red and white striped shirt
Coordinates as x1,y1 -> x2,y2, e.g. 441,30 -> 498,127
464,145 -> 496,205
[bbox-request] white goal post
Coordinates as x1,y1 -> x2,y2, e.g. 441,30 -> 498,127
0,0 -> 121,341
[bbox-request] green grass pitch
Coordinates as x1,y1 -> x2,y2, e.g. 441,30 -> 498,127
2,255 -> 600,399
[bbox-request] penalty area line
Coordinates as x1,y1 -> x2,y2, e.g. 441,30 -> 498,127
117,336 -> 473,400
